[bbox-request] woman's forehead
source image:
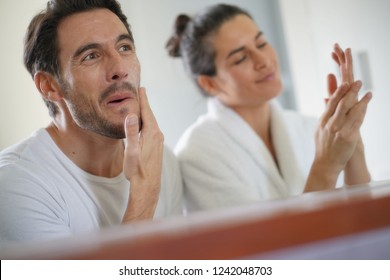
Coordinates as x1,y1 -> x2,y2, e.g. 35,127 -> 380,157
212,15 -> 260,51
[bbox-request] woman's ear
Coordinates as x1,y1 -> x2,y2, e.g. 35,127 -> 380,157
197,75 -> 220,97
34,71 -> 63,102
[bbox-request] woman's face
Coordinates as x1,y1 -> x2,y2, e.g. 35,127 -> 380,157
207,15 -> 282,109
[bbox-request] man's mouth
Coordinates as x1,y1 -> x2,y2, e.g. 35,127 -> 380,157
100,82 -> 138,107
106,93 -> 134,107
108,97 -> 129,104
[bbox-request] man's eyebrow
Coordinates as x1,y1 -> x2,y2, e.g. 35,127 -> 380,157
226,31 -> 264,59
73,43 -> 100,59
117,33 -> 133,43
73,33 -> 134,59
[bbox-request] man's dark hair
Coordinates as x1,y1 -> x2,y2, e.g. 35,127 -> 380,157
24,0 -> 133,117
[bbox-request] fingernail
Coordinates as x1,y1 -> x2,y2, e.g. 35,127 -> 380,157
355,80 -> 362,87
126,115 -> 138,126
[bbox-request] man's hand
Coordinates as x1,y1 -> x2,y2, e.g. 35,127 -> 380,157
122,87 -> 164,223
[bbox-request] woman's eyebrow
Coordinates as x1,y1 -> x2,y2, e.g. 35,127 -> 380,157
255,31 -> 264,40
226,31 -> 264,59
226,46 -> 245,59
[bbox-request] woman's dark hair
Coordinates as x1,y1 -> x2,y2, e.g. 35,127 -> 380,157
24,0 -> 133,117
166,4 -> 251,95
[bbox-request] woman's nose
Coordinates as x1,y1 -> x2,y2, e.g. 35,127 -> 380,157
253,51 -> 268,70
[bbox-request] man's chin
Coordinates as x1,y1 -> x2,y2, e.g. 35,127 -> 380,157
94,125 -> 126,139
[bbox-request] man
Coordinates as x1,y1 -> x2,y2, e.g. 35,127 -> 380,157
0,0 -> 183,244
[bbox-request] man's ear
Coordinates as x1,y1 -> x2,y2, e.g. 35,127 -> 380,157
34,71 -> 63,102
197,75 -> 220,97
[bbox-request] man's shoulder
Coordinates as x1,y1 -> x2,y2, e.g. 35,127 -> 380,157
1,134 -> 36,170
0,129 -> 49,167
0,153 -> 53,191
0,129 -> 62,188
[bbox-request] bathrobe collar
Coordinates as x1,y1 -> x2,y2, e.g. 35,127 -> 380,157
207,97 -> 306,196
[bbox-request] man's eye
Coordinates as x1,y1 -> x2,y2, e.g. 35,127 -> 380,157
119,45 -> 132,52
83,53 -> 98,61
257,42 -> 267,49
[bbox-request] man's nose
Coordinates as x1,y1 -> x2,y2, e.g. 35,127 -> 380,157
106,52 -> 128,82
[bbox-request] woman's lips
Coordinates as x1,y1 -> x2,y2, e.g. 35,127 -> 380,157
256,72 -> 275,83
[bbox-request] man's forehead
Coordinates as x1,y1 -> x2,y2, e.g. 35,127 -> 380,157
57,8 -> 130,50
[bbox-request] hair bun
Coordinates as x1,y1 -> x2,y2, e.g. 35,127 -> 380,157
166,14 -> 191,58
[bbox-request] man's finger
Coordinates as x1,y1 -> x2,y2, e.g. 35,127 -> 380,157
125,114 -> 140,148
123,114 -> 141,179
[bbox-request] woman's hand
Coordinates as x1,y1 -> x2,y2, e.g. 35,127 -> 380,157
305,79 -> 371,192
327,43 -> 372,185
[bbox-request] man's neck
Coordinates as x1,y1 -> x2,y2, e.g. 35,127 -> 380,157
46,122 -> 124,178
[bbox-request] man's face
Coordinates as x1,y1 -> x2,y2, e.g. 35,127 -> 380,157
56,8 -> 140,139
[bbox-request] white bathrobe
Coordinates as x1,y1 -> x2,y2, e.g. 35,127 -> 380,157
175,97 -> 318,212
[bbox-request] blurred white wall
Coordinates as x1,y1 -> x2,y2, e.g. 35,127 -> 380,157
0,0 -> 50,150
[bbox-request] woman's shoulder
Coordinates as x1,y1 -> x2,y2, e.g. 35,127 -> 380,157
179,112 -> 220,140
174,113 -> 226,156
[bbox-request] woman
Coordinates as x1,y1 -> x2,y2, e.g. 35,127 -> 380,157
166,4 -> 372,212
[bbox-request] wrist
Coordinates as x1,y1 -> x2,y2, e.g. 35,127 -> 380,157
344,145 -> 371,185
305,161 -> 340,192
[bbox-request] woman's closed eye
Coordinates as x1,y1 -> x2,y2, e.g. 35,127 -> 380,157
233,42 -> 267,65
257,42 -> 267,49
234,55 -> 247,65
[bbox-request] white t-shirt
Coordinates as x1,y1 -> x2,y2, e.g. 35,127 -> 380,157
0,129 -> 183,244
